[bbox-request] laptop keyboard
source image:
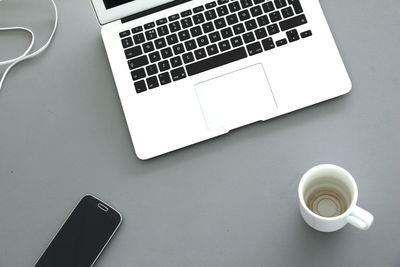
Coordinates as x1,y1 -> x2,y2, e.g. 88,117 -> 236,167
119,0 -> 312,94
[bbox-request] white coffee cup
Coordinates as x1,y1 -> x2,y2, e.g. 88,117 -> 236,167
298,164 -> 374,232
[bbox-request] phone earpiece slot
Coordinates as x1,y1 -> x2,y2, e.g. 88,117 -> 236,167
97,203 -> 109,212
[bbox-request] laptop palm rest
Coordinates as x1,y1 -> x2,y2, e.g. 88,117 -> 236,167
194,64 -> 278,131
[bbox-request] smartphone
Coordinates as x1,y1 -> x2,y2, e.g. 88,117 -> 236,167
35,195 -> 122,267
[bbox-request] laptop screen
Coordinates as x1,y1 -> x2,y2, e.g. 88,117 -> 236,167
95,0 -> 187,24
102,0 -> 182,10
103,0 -> 132,9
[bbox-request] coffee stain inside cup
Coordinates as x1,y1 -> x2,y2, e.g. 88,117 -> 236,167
306,188 -> 348,217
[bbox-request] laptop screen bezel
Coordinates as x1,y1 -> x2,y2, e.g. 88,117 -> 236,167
91,0 -> 177,25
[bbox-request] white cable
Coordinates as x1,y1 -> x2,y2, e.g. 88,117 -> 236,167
0,0 -> 58,91
0,27 -> 34,66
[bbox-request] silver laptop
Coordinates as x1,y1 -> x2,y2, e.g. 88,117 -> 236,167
91,0 -> 351,160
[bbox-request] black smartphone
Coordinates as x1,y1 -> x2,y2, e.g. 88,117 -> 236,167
35,195 -> 122,267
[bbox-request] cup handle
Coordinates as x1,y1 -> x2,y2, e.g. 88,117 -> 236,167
347,206 -> 374,230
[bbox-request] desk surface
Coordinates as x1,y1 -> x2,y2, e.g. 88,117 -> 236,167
1,0 -> 400,266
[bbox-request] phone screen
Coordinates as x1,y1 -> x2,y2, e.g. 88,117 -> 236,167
35,195 -> 121,267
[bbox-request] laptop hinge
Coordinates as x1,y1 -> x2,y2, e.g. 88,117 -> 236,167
121,0 -> 192,24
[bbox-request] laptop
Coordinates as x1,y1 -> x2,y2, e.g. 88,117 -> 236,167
91,0 -> 351,160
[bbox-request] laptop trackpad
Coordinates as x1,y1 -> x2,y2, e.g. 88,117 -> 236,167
195,64 -> 277,131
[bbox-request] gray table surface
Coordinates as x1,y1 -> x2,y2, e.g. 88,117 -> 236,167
1,0 -> 399,266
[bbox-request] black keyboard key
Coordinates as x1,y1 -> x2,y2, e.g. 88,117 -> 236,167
156,18 -> 167,25
250,5 -> 263,17
169,21 -> 181,33
286,29 -> 300,42
193,13 -> 205,25
262,1 -> 275,12
228,1 -> 241,12
261,37 -> 275,50
143,42 -> 155,53
158,60 -> 171,71
254,0 -> 265,4
128,55 -> 149,70
274,0 -> 287,9
205,9 -> 217,21
155,38 -> 167,49
169,14 -> 180,21
221,27 -> 234,39
181,17 -> 193,29
178,30 -> 191,41
185,39 -> 198,51
267,23 -> 280,35
245,19 -> 258,31
146,64 -> 158,76
194,48 -> 207,60
202,22 -> 215,33
166,34 -> 179,45
145,29 -> 157,40
233,23 -> 245,34
279,14 -> 307,31
289,0 -> 303,14
186,47 -> 247,76
170,56 -> 183,68
214,18 -> 227,29
134,80 -> 147,93
144,22 -> 155,29
217,5 -> 229,17
226,14 -> 239,25
218,40 -> 231,51
119,30 -> 130,38
181,10 -> 192,17
161,47 -> 173,58
173,43 -> 185,55
133,33 -> 145,44
206,44 -> 219,56
121,37 -> 133,48
209,31 -> 222,43
197,35 -> 209,47
147,76 -> 159,89
276,38 -> 288,46
257,14 -> 270,26
193,5 -> 205,13
132,26 -> 143,34
243,32 -> 255,43
240,0 -> 253,8
255,28 -> 268,39
206,2 -> 217,9
149,51 -> 161,63
125,46 -> 142,59
218,0 -> 229,4
281,6 -> 294,18
131,68 -> 146,81
238,10 -> 251,21
300,30 -> 312,38
182,52 -> 195,64
269,11 -> 282,23
157,25 -> 169,36
158,72 -> 171,85
230,36 -> 243,47
171,67 -> 187,81
247,41 -> 263,55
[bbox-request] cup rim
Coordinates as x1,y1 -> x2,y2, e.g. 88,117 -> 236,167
298,164 -> 358,221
